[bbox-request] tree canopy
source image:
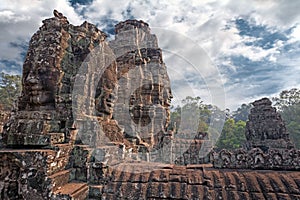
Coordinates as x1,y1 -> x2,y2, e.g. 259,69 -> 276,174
169,96 -> 246,151
273,88 -> 300,148
170,89 -> 300,151
232,103 -> 252,122
0,72 -> 21,111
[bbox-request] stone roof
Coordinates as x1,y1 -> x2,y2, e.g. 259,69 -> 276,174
99,162 -> 300,199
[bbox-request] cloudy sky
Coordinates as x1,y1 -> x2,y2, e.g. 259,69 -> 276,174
1,0 -> 300,110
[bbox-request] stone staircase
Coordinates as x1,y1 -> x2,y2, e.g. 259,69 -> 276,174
53,182 -> 89,200
49,143 -> 126,199
0,113 -> 133,200
48,134 -> 90,199
0,126 -> 89,199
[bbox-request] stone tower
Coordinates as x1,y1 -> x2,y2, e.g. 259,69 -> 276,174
245,97 -> 294,152
0,11 -> 173,199
109,20 -> 172,150
3,10 -> 108,147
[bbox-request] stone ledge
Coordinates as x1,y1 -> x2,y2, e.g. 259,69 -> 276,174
53,182 -> 89,199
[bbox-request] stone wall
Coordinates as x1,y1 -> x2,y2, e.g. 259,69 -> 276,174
174,132 -> 212,165
213,148 -> 300,170
0,146 -> 73,199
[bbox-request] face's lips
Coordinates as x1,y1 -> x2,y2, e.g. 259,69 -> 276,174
30,85 -> 43,91
27,84 -> 43,96
30,90 -> 41,96
29,91 -> 53,105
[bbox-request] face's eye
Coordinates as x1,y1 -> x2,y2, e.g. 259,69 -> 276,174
38,67 -> 47,75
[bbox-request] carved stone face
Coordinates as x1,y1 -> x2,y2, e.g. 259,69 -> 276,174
23,63 -> 60,110
129,83 -> 172,141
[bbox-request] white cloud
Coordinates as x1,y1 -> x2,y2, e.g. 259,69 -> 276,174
290,25 -> 300,42
0,0 -> 82,65
0,10 -> 30,23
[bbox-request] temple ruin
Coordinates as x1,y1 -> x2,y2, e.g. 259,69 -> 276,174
1,11 -> 300,199
213,97 -> 300,170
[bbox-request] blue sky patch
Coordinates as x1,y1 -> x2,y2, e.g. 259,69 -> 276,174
97,18 -> 119,36
235,18 -> 289,50
0,60 -> 22,75
9,41 -> 28,62
121,5 -> 135,20
221,55 -> 286,95
69,0 -> 93,7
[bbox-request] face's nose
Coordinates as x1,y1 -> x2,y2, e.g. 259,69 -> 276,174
25,70 -> 39,85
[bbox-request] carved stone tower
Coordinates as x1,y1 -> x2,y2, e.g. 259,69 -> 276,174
245,98 -> 294,152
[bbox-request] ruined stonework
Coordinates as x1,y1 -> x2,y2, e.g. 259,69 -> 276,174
245,97 -> 294,151
213,98 -> 300,170
2,11 -> 300,200
0,10 -> 172,199
110,20 -> 172,151
174,132 -> 212,165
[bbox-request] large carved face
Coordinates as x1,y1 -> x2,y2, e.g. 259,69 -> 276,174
130,83 -> 172,127
23,62 -> 60,110
126,82 -> 172,144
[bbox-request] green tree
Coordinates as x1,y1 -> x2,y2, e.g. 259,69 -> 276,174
169,105 -> 181,132
232,103 -> 252,122
273,88 -> 300,111
169,96 -> 212,133
0,72 -> 21,111
273,88 -> 300,148
169,96 -> 248,150
232,120 -> 247,148
178,96 -> 202,133
215,118 -> 246,150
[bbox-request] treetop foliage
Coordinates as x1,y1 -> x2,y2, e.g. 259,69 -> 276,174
0,72 -> 21,111
170,89 -> 300,150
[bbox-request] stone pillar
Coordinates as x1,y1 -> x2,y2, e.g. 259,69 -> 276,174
109,20 -> 172,154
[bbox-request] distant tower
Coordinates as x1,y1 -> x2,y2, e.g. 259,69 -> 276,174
244,98 -> 294,152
